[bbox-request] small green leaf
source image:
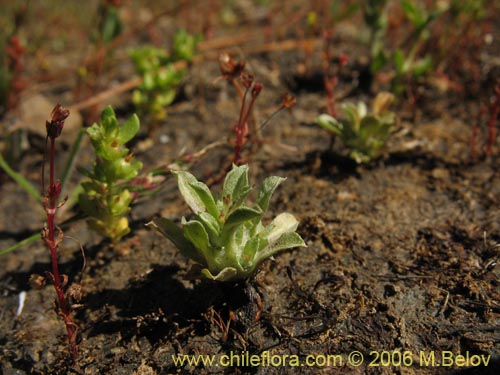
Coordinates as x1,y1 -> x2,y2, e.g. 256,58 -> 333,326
118,114 -> 140,144
315,114 -> 343,135
182,218 -> 211,259
173,170 -> 211,215
256,232 -> 305,264
146,218 -> 203,264
256,176 -> 285,212
189,181 -> 219,219
241,236 -> 267,268
393,48 -> 406,74
223,206 -> 262,233
197,212 -> 221,244
412,56 -> 432,77
401,0 -> 424,27
100,106 -> 115,122
222,164 -> 250,211
263,212 -> 299,244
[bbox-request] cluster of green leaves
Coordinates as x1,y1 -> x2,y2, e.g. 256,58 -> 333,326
389,0 -> 444,95
316,92 -> 397,163
148,164 -> 305,281
365,0 -> 444,95
129,30 -> 201,121
79,106 -> 142,242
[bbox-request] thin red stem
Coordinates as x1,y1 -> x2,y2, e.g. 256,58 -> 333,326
43,105 -> 77,359
45,139 -> 77,357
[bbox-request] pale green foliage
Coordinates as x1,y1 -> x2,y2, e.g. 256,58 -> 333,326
148,164 -> 305,281
129,30 -> 201,121
316,92 -> 397,163
79,106 -> 142,242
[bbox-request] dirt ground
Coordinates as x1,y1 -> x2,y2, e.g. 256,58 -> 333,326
0,1 -> 499,374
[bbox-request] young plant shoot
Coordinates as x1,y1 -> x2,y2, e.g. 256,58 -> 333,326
42,104 -> 79,358
316,92 -> 397,163
79,106 -> 142,242
148,164 -> 305,281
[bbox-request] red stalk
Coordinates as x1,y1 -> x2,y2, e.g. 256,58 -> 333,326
232,83 -> 262,165
42,104 -> 78,359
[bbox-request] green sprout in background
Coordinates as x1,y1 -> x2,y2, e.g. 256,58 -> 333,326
316,92 -> 397,163
364,0 -> 444,95
129,29 -> 201,122
79,106 -> 142,242
148,164 -> 305,281
92,0 -> 123,45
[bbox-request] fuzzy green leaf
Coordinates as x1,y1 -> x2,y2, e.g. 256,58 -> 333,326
255,232 -> 305,264
315,114 -> 343,135
241,236 -> 267,268
146,218 -> 203,264
223,206 -> 262,233
221,164 -> 251,212
197,211 -> 221,244
256,176 -> 285,212
182,218 -> 211,260
263,212 -> 300,244
173,170 -> 211,215
189,181 -> 219,219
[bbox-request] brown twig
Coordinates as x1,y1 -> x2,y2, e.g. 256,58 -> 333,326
69,38 -> 320,113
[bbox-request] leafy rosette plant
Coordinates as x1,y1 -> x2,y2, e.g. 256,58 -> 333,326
316,92 -> 397,163
148,164 -> 305,281
79,106 -> 143,242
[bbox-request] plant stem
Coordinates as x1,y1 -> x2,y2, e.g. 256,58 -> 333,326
42,104 -> 78,359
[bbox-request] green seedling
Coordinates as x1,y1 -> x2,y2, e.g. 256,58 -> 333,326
91,0 -> 122,45
79,106 -> 142,242
316,92 -> 397,163
148,164 -> 305,281
363,0 -> 389,74
364,0 -> 443,95
129,30 -> 200,121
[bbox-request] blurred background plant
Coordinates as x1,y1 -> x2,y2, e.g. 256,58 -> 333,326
129,29 -> 200,123
363,0 -> 444,96
362,0 -> 497,98
316,92 -> 397,163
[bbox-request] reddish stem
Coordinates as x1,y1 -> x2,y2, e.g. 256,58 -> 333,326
42,104 -> 77,359
232,83 -> 262,165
